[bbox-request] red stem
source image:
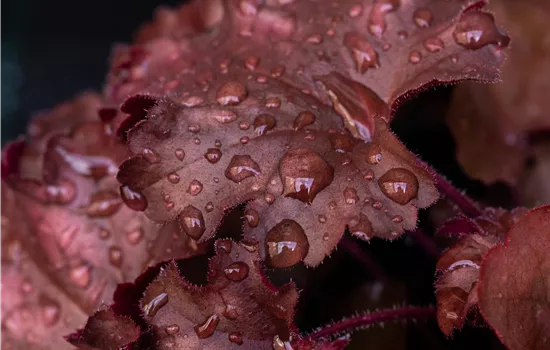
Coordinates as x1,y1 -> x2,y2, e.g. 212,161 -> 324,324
409,228 -> 441,258
340,238 -> 390,282
416,159 -> 482,218
304,306 -> 436,341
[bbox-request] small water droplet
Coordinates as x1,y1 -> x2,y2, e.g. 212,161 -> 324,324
409,50 -> 422,64
188,124 -> 201,133
350,214 -> 373,241
271,66 -> 286,78
306,34 -> 323,44
244,56 -> 260,71
193,137 -> 201,145
126,228 -> 144,245
423,37 -> 445,52
253,114 -> 277,135
217,82 -> 248,106
165,324 -> 180,335
364,170 -> 375,180
70,265 -> 91,288
392,215 -> 403,223
265,219 -> 309,268
224,261 -> 250,281
265,97 -> 281,108
264,193 -> 276,204
223,304 -> 238,319
279,148 -> 334,204
204,148 -> 223,164
378,168 -> 419,204
256,75 -> 268,83
216,240 -> 232,254
244,209 -> 259,227
293,111 -> 316,130
368,0 -> 400,37
213,110 -> 238,124
228,332 -> 244,345
40,295 -> 61,327
99,229 -> 110,240
205,202 -> 214,212
109,246 -> 123,267
318,215 -> 327,223
344,187 -> 359,204
178,205 -> 206,239
450,55 -> 458,63
239,121 -> 250,130
175,149 -> 185,161
225,155 -> 261,183
182,96 -> 203,107
86,190 -> 122,217
142,292 -> 168,317
348,4 -> 363,17
167,172 -> 180,184
194,314 -> 220,339
240,136 -> 249,144
453,12 -> 509,50
344,32 -> 379,73
413,8 -> 432,28
186,180 -> 203,196
330,133 -> 354,153
372,200 -> 383,210
398,30 -> 408,39
383,43 -> 392,51
120,185 -> 148,211
143,148 -> 161,164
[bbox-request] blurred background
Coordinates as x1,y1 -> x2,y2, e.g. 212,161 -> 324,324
1,0 -> 180,145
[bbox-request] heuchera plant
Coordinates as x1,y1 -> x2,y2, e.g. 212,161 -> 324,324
2,0 -> 549,349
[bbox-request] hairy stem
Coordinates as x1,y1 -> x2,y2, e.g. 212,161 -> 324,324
416,159 -> 482,217
305,306 -> 436,341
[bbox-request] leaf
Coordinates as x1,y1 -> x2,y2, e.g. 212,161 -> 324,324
73,239 -> 299,349
115,0 -> 509,267
447,0 -> 550,185
1,95 -> 204,349
478,205 -> 550,350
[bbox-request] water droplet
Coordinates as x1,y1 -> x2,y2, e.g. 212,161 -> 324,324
264,193 -> 276,204
413,8 -> 432,28
239,121 -> 250,130
364,170 -> 375,180
330,133 -> 354,152
204,148 -> 223,164
265,97 -> 281,108
383,43 -> 392,51
213,110 -> 238,124
450,55 -> 458,63
167,172 -> 180,184
453,12 -> 509,50
318,215 -> 327,223
40,296 -> 61,326
228,332 -> 244,345
344,32 -> 379,73
182,96 -> 203,107
223,304 -> 238,320
344,187 -> 359,204
372,200 -> 383,210
178,205 -> 206,240
175,149 -> 185,161
365,143 -> 382,164
216,82 -> 248,106
224,261 -> 249,281
194,314 -> 220,339
265,219 -> 309,268
165,324 -> 180,335
306,34 -> 323,44
240,136 -> 249,144
143,148 -> 161,164
423,37 -> 444,52
188,124 -> 201,133
271,66 -> 286,78
187,180 -> 203,196
350,214 -> 373,241
273,335 -> 286,350
392,215 -> 403,223
225,155 -> 261,183
216,240 -> 232,254
86,191 -> 122,217
142,292 -> 168,317
378,168 -> 419,205
244,209 -> 259,227
408,50 -> 422,64
109,246 -> 123,266
398,30 -> 408,39
348,4 -> 363,17
293,111 -> 316,130
253,114 -> 277,135
99,229 -> 110,240
70,265 -> 91,288
368,0 -> 400,37
205,202 -> 214,212
120,185 -> 148,211
245,56 -> 260,71
126,229 -> 144,246
193,137 -> 201,145
256,75 -> 268,83
279,148 -> 334,204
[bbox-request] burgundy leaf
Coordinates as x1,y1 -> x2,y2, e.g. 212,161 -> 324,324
478,205 -> 550,350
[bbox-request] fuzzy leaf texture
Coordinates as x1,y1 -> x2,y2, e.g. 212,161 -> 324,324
114,0 -> 509,268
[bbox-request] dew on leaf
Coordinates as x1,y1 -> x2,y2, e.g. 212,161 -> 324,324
213,109 -> 238,124
413,8 -> 432,28
239,121 -> 251,130
39,296 -> 61,326
86,190 -> 122,217
109,246 -> 123,267
142,292 -> 168,317
142,148 -> 161,164
225,155 -> 261,183
265,97 -> 282,108
423,37 -> 445,52
165,324 -> 180,335
240,136 -> 250,144
174,149 -> 185,161
409,51 -> 422,64
344,32 -> 379,73
216,82 -> 248,106
194,314 -> 220,339
204,148 -> 223,164
364,170 -> 375,180
244,209 -> 260,227
187,180 -> 204,196
378,168 -> 419,205
253,114 -> 277,135
70,265 -> 91,288
126,228 -> 144,245
293,111 -> 316,130
306,34 -> 323,44
228,332 -> 244,345
348,4 -> 363,18
120,185 -> 148,211
368,0 -> 400,37
178,205 -> 206,239
350,214 -> 373,242
223,304 -> 238,320
365,143 -> 383,164
344,187 -> 359,204
223,261 -> 250,281
167,172 -> 180,184
265,219 -> 309,268
244,56 -> 260,71
188,124 -> 200,133
453,12 -> 510,50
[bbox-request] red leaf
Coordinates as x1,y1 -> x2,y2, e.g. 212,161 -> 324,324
114,0 -> 510,268
478,206 -> 550,350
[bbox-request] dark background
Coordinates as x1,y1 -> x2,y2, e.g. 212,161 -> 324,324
1,0 -> 180,144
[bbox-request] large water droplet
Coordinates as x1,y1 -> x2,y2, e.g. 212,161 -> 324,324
225,155 -> 261,183
253,114 -> 277,135
142,292 -> 168,317
187,180 -> 203,196
228,332 -> 244,345
204,148 -> 223,164
70,265 -> 91,288
109,246 -> 123,267
265,219 -> 309,268
413,8 -> 432,28
293,111 -> 316,130
194,314 -> 219,339
86,191 -> 122,217
378,168 -> 419,204
216,82 -> 248,106
368,0 -> 400,37
224,261 -> 250,281
244,209 -> 259,227
213,110 -> 238,124
344,32 -> 379,73
330,133 -> 354,153
350,214 -> 373,241
453,12 -> 510,50
142,149 -> 161,164
279,148 -> 334,204
423,37 -> 445,52
178,205 -> 206,239
120,185 -> 148,211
